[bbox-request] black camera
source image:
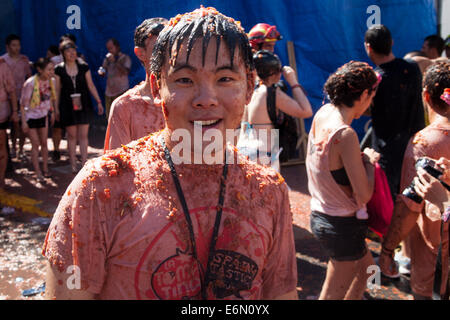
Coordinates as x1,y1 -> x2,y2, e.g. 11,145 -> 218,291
402,157 -> 449,204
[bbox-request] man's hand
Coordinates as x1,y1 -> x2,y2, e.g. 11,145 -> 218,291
437,157 -> 450,184
378,251 -> 399,278
414,168 -> 449,212
106,53 -> 115,63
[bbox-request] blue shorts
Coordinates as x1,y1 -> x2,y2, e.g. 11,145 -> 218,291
310,211 -> 368,261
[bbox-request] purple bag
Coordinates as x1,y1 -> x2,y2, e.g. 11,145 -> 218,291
367,163 -> 394,237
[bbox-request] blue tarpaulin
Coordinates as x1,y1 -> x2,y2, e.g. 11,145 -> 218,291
10,0 -> 437,137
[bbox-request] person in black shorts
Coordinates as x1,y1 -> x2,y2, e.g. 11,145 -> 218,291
54,40 -> 103,173
20,58 -> 56,181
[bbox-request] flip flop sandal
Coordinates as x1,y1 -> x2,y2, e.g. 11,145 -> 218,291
374,256 -> 401,279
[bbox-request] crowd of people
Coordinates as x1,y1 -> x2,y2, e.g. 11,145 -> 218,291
0,6 -> 449,300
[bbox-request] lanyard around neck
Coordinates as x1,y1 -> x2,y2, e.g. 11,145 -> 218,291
161,138 -> 228,299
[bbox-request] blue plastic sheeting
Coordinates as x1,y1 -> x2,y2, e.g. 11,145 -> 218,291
12,0 -> 436,137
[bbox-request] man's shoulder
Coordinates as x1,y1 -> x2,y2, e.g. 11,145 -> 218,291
111,85 -> 145,109
19,54 -> 30,62
79,140 -> 153,185
411,123 -> 450,148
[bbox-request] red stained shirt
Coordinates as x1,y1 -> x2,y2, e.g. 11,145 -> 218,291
104,83 -> 165,151
1,53 -> 31,98
43,131 -> 298,300
0,60 -> 15,122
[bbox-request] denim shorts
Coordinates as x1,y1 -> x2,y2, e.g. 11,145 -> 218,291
310,211 -> 368,261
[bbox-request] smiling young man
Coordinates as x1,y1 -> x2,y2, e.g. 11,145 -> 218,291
43,7 -> 298,300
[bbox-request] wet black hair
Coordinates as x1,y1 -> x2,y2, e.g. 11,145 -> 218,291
134,17 -> 168,48
324,61 -> 378,108
33,57 -> 51,72
6,34 -> 20,46
364,24 -> 392,56
151,7 -> 254,80
424,35 -> 445,56
253,50 -> 282,79
423,61 -> 450,113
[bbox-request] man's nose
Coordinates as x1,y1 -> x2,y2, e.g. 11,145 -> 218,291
192,82 -> 218,109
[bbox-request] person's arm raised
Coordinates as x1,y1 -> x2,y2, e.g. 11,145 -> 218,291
275,66 -> 312,119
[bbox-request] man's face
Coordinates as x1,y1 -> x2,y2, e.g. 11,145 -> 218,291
261,42 -> 276,53
143,35 -> 158,68
152,38 -> 254,153
106,41 -> 119,55
7,40 -> 21,56
421,40 -> 434,58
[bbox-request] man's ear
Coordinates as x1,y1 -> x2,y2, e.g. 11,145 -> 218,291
422,89 -> 431,105
245,70 -> 256,104
150,73 -> 162,105
134,47 -> 145,63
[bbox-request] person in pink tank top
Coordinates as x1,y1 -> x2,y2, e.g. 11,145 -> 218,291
306,61 -> 381,299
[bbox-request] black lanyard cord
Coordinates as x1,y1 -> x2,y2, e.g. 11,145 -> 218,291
161,138 -> 228,300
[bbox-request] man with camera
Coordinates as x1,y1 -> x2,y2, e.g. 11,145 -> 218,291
379,61 -> 449,300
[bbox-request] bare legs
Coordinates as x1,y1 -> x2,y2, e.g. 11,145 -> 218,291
11,120 -> 26,158
52,127 -> 62,160
66,124 -> 89,172
0,130 -> 7,189
319,249 -> 374,300
27,126 -> 49,178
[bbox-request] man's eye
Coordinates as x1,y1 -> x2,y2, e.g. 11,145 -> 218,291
176,78 -> 192,84
219,77 -> 233,82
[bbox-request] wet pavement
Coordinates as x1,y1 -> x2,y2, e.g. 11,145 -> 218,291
0,123 -> 434,300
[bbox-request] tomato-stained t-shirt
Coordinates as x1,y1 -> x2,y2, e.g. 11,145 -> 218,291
104,82 -> 165,152
43,130 -> 298,300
